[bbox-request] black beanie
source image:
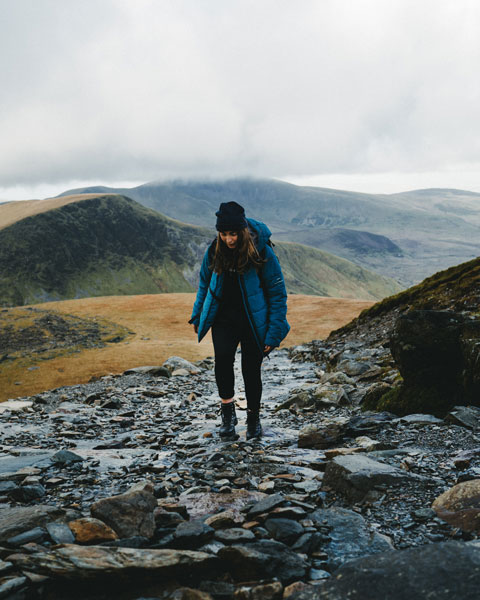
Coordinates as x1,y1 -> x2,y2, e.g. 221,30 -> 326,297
215,201 -> 248,231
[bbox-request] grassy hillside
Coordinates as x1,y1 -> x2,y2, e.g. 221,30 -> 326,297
334,255 -> 480,338
0,194 -> 401,307
275,242 -> 401,300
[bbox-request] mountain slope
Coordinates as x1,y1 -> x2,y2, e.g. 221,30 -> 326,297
0,194 -> 401,307
59,179 -> 480,286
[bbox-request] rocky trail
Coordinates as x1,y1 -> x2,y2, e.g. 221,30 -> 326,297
1,334 -> 480,599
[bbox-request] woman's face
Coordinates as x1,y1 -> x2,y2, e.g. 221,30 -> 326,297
219,231 -> 239,249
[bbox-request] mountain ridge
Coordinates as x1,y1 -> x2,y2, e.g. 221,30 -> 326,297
58,178 -> 480,286
0,193 -> 401,307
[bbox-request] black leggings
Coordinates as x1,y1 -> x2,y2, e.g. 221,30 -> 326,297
212,313 -> 264,413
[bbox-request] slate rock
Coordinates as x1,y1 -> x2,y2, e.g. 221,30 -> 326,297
46,522 -> 76,545
322,454 -> 414,502
311,507 -> 393,570
204,511 -> 238,530
50,450 -> 84,466
264,518 -> 304,545
173,520 -> 215,549
9,483 -> 46,502
298,424 -> 345,449
288,541 -> 480,600
124,366 -> 171,378
69,517 -> 119,544
445,406 -> 480,430
9,544 -> 218,581
170,587 -> 213,600
397,414 -> 444,425
0,505 -> 65,543
0,576 -> 28,598
432,480 -> 480,532
346,412 -> 395,435
248,493 -> 285,517
180,490 -> 266,520
163,357 -> 201,375
7,526 -> 47,547
219,540 -> 308,584
213,528 -> 255,544
91,481 -> 157,539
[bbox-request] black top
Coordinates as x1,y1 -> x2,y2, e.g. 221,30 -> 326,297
217,269 -> 245,321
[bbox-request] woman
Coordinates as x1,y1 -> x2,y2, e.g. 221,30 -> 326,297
189,201 -> 290,440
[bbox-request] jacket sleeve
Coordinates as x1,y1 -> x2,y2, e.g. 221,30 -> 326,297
261,246 -> 290,347
189,248 -> 212,326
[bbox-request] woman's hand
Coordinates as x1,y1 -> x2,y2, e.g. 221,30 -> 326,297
264,345 -> 273,355
193,324 -> 198,334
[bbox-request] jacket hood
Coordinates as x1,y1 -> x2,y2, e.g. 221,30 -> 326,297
247,218 -> 272,253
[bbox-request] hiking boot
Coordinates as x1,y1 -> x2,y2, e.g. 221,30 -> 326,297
246,411 -> 262,440
219,402 -> 238,437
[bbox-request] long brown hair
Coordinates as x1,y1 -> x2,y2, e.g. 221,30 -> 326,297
211,228 -> 265,274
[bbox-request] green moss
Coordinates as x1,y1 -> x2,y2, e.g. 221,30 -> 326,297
363,382 -> 459,418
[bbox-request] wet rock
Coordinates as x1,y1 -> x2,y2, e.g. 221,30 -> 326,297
69,517 -> 119,544
50,449 -> 84,466
0,505 -> 65,543
214,528 -> 256,544
291,532 -> 325,555
205,512 -> 240,530
322,454 -> 414,502
180,491 -> 266,521
337,359 -> 371,377
264,519 -> 304,545
311,507 -> 393,570
163,357 -> 201,375
0,576 -> 28,598
397,414 -> 444,425
46,522 -> 76,544
346,412 -> 395,435
298,424 -> 345,450
218,540 -> 309,584
173,520 -> 215,549
361,382 -> 392,409
445,406 -> 480,430
7,526 -> 47,547
199,580 -> 236,599
91,481 -> 157,539
8,483 -> 46,502
9,544 -> 218,581
289,541 -> 480,600
124,366 -> 171,377
170,587 -> 214,600
432,480 -> 480,532
248,493 -> 285,517
235,580 -> 283,600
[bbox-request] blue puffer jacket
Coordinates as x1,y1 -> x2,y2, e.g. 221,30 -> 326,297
189,218 -> 290,350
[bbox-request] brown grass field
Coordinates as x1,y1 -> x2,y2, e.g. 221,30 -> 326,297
1,293 -> 372,401
0,194 -> 110,231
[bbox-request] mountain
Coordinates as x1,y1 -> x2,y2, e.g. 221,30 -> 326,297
59,179 -> 480,286
0,193 -> 401,307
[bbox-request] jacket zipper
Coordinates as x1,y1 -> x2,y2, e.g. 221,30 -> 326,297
238,274 -> 264,355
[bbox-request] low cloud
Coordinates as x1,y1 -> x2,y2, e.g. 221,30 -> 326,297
1,0 -> 480,190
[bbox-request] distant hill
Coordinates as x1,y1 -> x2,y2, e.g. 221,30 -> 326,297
0,194 -> 401,307
59,179 -> 480,286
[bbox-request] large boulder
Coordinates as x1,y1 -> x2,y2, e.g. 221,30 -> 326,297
90,481 -> 157,539
366,310 -> 480,416
322,454 -> 414,502
311,507 -> 393,570
288,541 -> 480,600
432,480 -> 480,532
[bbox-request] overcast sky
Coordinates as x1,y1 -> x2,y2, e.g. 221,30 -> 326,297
1,0 -> 480,200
